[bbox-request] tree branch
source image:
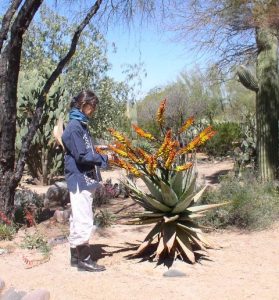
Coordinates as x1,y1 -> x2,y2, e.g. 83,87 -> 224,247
0,0 -> 23,54
14,0 -> 103,184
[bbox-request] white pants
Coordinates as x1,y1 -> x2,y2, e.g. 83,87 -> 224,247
68,185 -> 95,248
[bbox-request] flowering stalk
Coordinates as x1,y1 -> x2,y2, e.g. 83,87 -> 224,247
156,99 -> 167,127
178,116 -> 194,134
132,124 -> 155,140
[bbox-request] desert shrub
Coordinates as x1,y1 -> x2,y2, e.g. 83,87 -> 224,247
203,122 -> 242,157
21,231 -> 51,255
94,209 -> 115,227
0,224 -> 16,240
201,173 -> 279,230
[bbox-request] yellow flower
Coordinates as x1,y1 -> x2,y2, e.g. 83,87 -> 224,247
156,99 -> 167,126
178,116 -> 194,134
174,163 -> 193,172
108,145 -> 128,158
108,128 -> 131,145
132,124 -> 155,140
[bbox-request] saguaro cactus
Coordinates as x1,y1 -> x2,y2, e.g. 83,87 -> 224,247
237,28 -> 279,180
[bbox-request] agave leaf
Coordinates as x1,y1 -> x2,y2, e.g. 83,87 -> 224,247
196,232 -> 216,249
188,234 -> 207,251
192,185 -> 208,203
182,169 -> 197,196
176,229 -> 195,263
172,180 -> 207,215
133,212 -> 166,218
126,217 -> 163,225
177,223 -> 208,251
160,180 -> 178,207
162,223 -> 176,253
177,222 -> 203,234
134,222 -> 162,255
163,215 -> 179,223
131,196 -> 156,211
170,171 -> 187,197
143,194 -> 172,212
173,173 -> 197,206
155,236 -> 165,258
123,179 -> 171,212
179,213 -> 206,220
187,202 -> 229,213
179,224 -> 214,250
141,175 -> 163,202
172,193 -> 193,214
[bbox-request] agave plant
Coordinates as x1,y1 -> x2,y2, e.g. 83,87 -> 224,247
107,99 -> 227,263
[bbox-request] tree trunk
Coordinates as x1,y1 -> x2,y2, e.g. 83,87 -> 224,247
0,0 -> 43,213
256,27 -> 279,180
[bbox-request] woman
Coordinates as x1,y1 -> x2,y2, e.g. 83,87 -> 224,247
62,90 -> 108,272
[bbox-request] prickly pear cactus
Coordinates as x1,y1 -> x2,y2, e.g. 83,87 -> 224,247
17,68 -> 68,184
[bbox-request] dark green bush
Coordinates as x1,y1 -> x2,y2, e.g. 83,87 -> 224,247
201,173 -> 279,230
203,122 -> 242,157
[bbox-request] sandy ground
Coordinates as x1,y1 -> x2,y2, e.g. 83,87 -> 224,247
1,158 -> 279,300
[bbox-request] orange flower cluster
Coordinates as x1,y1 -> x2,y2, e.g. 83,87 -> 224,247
108,128 -> 131,145
132,124 -> 155,140
178,126 -> 216,155
146,155 -> 157,175
178,116 -> 194,134
156,99 -> 166,126
165,150 -> 176,169
111,155 -> 141,176
107,99 -> 216,178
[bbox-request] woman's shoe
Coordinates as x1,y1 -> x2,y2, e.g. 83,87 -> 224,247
76,244 -> 106,272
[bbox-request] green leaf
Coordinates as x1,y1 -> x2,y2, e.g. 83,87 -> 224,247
179,173 -> 197,202
172,193 -> 193,214
141,175 -> 163,202
187,202 -> 229,213
142,194 -> 172,212
170,171 -> 185,197
160,180 -> 178,207
173,186 -> 209,214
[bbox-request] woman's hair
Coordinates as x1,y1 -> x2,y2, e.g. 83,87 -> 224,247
70,90 -> 99,109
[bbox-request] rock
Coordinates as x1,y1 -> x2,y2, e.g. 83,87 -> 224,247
0,248 -> 8,255
53,208 -> 71,223
53,210 -> 65,223
1,287 -> 26,300
21,289 -> 50,300
163,268 -> 187,277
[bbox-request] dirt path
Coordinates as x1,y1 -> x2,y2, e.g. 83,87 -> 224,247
1,158 -> 278,300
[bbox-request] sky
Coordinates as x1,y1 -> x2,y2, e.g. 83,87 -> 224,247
105,24 -> 199,98
1,1 -> 205,99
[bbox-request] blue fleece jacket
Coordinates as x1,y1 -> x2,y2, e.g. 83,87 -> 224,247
61,119 -> 108,193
